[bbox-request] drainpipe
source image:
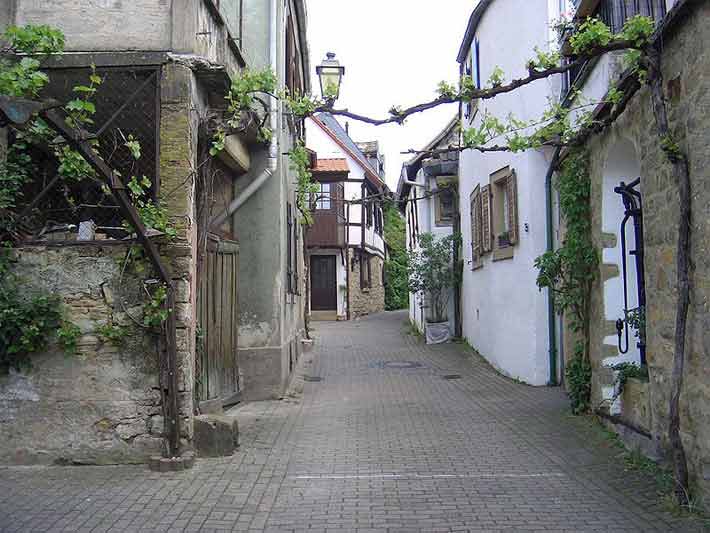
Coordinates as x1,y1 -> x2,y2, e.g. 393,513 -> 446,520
211,0 -> 279,227
546,146 -> 562,386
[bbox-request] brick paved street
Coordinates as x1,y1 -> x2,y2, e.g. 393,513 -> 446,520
1,311 -> 707,532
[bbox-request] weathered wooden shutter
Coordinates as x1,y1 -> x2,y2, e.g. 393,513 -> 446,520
287,203 -> 293,294
481,184 -> 492,253
219,0 -> 242,41
286,13 -> 296,93
506,171 -> 519,244
470,186 -> 481,260
472,38 -> 481,89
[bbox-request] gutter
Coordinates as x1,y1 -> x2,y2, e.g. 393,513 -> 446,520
210,0 -> 279,228
546,146 -> 562,386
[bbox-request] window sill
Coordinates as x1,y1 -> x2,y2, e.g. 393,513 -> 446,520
492,246 -> 514,262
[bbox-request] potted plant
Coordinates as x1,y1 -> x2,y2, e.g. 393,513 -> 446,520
407,232 -> 460,344
497,231 -> 511,248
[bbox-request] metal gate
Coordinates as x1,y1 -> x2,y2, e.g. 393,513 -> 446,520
614,178 -> 646,365
196,236 -> 240,407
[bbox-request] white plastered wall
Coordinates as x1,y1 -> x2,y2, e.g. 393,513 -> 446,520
458,0 -> 564,385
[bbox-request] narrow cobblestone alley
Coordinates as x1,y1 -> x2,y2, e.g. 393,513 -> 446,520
1,311 -> 706,532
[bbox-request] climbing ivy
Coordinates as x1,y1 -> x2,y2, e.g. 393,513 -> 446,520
0,25 -> 177,370
123,175 -> 176,239
0,246 -> 77,373
289,141 -> 319,225
534,150 -> 597,413
142,284 -> 169,329
211,69 -> 277,154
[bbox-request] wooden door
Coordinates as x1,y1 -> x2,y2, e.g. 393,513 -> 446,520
197,236 -> 240,407
310,255 -> 337,311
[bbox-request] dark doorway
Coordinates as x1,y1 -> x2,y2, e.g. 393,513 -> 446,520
311,255 -> 337,311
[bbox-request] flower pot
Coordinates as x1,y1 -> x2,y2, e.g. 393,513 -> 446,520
425,321 -> 450,345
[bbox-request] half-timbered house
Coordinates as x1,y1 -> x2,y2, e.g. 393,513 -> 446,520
306,113 -> 388,320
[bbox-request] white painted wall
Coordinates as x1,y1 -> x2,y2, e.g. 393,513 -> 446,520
405,168 -> 456,334
458,0 -> 565,385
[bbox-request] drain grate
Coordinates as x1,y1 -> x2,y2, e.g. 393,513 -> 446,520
442,374 -> 462,380
302,375 -> 323,382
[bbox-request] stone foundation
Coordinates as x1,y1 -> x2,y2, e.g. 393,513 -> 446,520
0,245 -> 167,465
239,332 -> 303,401
348,249 -> 385,319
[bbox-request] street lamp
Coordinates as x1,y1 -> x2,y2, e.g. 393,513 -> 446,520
316,52 -> 345,104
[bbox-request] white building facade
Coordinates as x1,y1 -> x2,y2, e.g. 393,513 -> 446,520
457,0 -> 570,385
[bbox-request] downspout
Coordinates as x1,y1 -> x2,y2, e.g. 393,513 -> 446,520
546,146 -> 562,386
346,201 -> 351,320
453,190 -> 462,338
211,0 -> 279,228
360,183 -> 366,288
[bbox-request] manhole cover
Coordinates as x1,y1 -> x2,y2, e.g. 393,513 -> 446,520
302,375 -> 323,382
442,374 -> 462,380
370,361 -> 425,370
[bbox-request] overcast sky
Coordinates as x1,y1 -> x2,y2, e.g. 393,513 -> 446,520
305,1 -> 477,190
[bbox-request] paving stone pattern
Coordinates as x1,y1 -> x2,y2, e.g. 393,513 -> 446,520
1,311 -> 707,532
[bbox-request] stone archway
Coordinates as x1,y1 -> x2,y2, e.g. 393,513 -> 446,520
599,137 -> 644,410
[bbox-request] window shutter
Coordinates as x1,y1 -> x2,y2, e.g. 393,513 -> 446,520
506,171 -> 519,244
470,186 -> 481,260
481,184 -> 492,253
472,38 -> 481,89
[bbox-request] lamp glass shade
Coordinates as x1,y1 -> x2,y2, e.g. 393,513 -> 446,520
316,53 -> 345,101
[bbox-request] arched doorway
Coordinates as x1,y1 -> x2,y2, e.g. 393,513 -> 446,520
601,138 -> 645,371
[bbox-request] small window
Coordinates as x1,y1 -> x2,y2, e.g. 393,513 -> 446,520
316,182 -> 331,210
490,167 -> 518,261
436,186 -> 456,226
359,251 -> 372,289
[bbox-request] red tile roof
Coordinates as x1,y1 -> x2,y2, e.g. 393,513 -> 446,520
313,158 -> 349,173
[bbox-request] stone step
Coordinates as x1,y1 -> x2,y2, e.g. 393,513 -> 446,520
193,414 -> 239,457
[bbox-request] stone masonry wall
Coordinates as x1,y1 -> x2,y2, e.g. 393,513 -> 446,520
157,62 -> 200,449
0,244 -> 166,464
348,250 -> 385,319
584,2 -> 710,502
0,62 -> 200,465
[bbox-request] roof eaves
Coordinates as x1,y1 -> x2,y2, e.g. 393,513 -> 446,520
293,0 -> 311,93
311,114 -> 386,190
456,0 -> 496,64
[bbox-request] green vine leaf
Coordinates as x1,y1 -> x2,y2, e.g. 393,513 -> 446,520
289,141 -> 318,225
